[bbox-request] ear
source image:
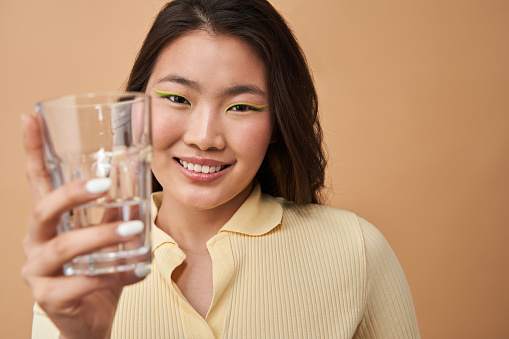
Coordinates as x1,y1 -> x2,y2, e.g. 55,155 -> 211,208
270,125 -> 279,143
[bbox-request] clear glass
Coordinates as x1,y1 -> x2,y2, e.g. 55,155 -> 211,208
36,92 -> 152,275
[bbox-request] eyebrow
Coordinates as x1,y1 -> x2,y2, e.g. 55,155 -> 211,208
221,85 -> 267,99
155,75 -> 201,92
155,74 -> 267,99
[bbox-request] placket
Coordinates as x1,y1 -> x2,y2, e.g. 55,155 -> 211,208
205,232 -> 235,338
154,243 -> 216,339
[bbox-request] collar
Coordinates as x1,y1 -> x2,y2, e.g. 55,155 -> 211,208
150,192 -> 176,253
150,182 -> 283,252
219,183 -> 283,236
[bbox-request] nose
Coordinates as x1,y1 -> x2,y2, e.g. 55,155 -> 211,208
182,107 -> 226,150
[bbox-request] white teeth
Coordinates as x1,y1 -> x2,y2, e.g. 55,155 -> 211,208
178,159 -> 224,173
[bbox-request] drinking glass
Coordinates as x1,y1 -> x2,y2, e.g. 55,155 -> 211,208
36,92 -> 152,275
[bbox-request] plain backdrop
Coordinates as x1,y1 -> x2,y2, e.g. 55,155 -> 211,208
1,0 -> 508,338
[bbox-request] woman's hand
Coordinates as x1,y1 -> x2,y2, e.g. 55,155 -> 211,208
21,114 -> 150,339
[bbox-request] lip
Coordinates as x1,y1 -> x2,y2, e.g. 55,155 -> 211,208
174,157 -> 233,183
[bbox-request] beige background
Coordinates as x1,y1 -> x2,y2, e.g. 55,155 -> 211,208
1,0 -> 508,338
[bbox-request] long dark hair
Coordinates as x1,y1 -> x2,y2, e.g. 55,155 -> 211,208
127,0 -> 327,204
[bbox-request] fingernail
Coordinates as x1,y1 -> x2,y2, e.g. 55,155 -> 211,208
21,114 -> 30,130
117,220 -> 144,237
134,264 -> 151,278
85,178 -> 111,194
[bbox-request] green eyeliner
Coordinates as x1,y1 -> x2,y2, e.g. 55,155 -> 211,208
225,103 -> 269,112
153,89 -> 192,107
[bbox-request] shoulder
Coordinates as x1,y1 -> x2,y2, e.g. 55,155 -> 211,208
354,215 -> 403,270
276,199 -> 393,257
277,198 -> 361,228
275,200 -> 367,257
277,198 -> 363,236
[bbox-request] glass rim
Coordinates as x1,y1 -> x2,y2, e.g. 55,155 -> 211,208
35,91 -> 149,110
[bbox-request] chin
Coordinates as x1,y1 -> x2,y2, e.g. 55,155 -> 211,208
174,182 -> 253,213
174,188 -> 229,210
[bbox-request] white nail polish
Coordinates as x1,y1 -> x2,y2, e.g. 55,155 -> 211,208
117,220 -> 144,237
85,178 -> 112,194
134,265 -> 151,278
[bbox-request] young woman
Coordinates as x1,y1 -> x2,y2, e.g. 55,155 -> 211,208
22,0 -> 420,338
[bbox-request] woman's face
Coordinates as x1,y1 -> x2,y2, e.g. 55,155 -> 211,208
146,30 -> 274,213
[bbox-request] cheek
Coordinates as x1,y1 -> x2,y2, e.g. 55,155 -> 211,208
150,110 -> 180,182
229,117 -> 274,157
151,108 -> 180,149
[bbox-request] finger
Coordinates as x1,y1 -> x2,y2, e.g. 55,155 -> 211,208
22,113 -> 52,201
31,265 -> 150,310
29,178 -> 112,243
26,219 -> 145,276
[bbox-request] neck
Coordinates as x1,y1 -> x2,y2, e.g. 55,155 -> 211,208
155,184 -> 253,252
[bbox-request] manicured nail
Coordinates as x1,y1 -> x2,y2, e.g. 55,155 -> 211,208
21,114 -> 29,128
134,264 -> 151,278
117,220 -> 144,237
85,178 -> 111,194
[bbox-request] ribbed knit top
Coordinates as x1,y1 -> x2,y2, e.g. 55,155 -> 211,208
32,184 -> 420,338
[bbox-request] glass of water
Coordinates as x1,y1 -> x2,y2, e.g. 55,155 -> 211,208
36,92 -> 152,275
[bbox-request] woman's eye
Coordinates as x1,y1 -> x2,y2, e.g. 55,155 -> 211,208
153,90 -> 191,106
227,104 -> 267,112
229,104 -> 252,112
166,95 -> 190,105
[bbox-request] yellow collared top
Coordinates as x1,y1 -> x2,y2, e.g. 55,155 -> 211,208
32,183 -> 419,338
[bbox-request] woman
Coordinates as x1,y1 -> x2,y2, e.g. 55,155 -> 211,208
22,0 -> 420,338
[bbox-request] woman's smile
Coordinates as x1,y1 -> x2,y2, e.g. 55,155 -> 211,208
174,156 -> 233,183
177,159 -> 229,174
